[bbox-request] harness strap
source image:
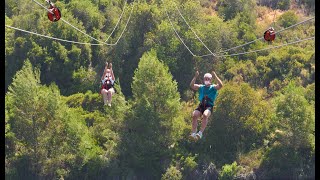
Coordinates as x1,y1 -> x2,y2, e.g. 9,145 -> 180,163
201,86 -> 212,108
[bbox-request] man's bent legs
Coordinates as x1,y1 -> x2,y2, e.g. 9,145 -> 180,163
200,109 -> 211,133
192,110 -> 201,133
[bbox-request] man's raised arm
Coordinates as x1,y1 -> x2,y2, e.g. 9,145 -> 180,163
190,71 -> 201,91
212,71 -> 223,90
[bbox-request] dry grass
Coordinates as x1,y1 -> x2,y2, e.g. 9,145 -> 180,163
255,5 -> 307,34
255,6 -> 285,33
237,148 -> 265,174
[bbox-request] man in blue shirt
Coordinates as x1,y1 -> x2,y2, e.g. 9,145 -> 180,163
189,70 -> 223,141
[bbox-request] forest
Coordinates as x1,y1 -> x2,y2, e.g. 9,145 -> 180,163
5,0 -> 315,179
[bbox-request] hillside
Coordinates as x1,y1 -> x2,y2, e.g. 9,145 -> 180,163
5,0 -> 315,179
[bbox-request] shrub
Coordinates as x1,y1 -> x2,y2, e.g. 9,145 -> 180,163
219,161 -> 241,180
161,166 -> 182,180
278,11 -> 298,28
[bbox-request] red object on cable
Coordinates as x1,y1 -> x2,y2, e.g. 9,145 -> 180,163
47,7 -> 61,22
264,28 -> 276,41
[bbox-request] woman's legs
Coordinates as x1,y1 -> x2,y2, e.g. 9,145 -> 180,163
101,89 -> 108,105
106,88 -> 114,106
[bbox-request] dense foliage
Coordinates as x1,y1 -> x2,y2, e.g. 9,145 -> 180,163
5,0 -> 314,179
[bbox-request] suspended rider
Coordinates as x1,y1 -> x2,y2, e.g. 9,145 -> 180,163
189,70 -> 223,141
100,62 -> 116,107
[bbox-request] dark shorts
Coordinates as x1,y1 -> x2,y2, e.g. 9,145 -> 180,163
195,103 -> 213,114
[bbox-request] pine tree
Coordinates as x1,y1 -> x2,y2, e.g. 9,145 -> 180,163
120,50 -> 186,178
5,60 -> 100,179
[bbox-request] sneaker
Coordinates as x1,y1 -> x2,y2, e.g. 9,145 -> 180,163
189,133 -> 197,141
196,131 -> 203,140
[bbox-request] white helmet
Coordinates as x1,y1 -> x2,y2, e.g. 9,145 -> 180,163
204,73 -> 212,79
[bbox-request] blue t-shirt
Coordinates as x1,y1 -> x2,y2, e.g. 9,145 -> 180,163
198,84 -> 218,106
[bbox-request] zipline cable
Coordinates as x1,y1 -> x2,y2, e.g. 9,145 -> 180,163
9,2 -> 315,56
59,18 -> 108,44
31,0 -> 134,45
172,0 -> 314,56
5,25 -> 105,46
5,27 -> 314,56
181,16 -> 314,57
104,2 -> 127,43
215,36 -> 314,57
166,0 -> 315,58
212,17 -> 315,55
173,2 -> 216,57
109,2 -> 135,45
31,0 -> 110,44
162,0 -> 197,57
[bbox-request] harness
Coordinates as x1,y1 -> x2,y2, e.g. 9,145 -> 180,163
201,86 -> 213,108
101,79 -> 114,90
201,95 -> 212,109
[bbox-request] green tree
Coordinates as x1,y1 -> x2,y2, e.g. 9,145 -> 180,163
5,60 -> 101,179
71,66 -> 98,93
226,2 -> 257,55
255,46 -> 314,88
5,0 -> 21,17
5,15 -> 15,90
206,82 -> 273,164
119,50 -> 186,178
274,81 -> 314,149
115,1 -> 160,97
278,10 -> 298,28
162,166 -> 182,180
277,0 -> 291,10
225,60 -> 259,86
258,82 -> 314,179
5,15 -> 14,57
219,161 -> 241,180
304,83 -> 314,104
217,0 -> 256,21
68,0 -> 105,32
62,87 -> 129,179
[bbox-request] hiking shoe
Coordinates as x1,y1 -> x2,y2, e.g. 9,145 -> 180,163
189,133 -> 197,141
196,131 -> 203,140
